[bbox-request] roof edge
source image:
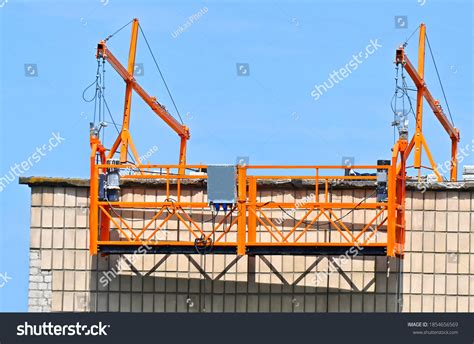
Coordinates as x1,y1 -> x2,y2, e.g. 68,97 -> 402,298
19,176 -> 474,191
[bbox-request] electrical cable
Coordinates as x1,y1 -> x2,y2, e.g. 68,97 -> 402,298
391,64 -> 417,140
392,63 -> 400,143
400,69 -> 416,120
258,190 -> 377,229
82,61 -> 101,103
100,57 -> 106,140
161,197 -> 225,223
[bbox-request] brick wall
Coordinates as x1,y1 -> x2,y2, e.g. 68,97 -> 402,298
28,250 -> 52,312
22,178 -> 474,312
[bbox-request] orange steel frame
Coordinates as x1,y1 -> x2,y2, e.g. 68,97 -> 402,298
89,18 -> 464,258
395,23 -> 460,182
95,19 -> 190,169
89,161 -> 408,258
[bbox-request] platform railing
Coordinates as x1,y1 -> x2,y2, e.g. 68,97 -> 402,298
89,160 -> 399,256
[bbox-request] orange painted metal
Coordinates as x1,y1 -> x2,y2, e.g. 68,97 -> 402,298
248,177 -> 257,244
97,46 -> 190,141
89,144 -> 98,255
413,23 -> 425,176
395,23 -> 460,181
95,18 -> 190,167
237,166 -> 247,255
119,18 -> 139,163
88,18 -> 414,258
88,161 -> 407,257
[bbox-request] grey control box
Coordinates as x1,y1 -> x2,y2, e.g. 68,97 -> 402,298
207,165 -> 237,205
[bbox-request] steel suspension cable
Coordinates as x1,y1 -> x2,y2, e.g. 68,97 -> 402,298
138,23 -> 184,124
402,24 -> 421,48
105,19 -> 134,42
425,33 -> 455,126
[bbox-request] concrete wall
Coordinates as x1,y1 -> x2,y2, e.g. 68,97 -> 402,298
22,178 -> 474,312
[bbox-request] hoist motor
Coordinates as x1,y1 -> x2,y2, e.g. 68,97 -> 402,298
99,159 -> 121,202
376,160 -> 390,202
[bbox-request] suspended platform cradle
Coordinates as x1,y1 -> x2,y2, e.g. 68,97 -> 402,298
87,19 -> 459,257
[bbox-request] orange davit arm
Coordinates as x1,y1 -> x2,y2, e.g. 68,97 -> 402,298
395,23 -> 460,181
395,48 -> 459,141
97,41 -> 190,140
96,18 -> 190,166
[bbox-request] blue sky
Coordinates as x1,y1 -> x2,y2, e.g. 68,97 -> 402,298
0,0 -> 472,311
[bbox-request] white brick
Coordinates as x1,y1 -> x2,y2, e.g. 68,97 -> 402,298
52,229 -> 63,248
31,189 -> 43,206
53,208 -> 64,228
42,187 -> 54,206
52,250 -> 63,270
29,290 -> 43,298
30,228 -> 41,248
41,229 -> 52,248
64,230 -> 75,249
65,188 -> 76,206
38,283 -> 49,290
41,250 -> 52,270
31,208 -> 41,227
42,208 -> 53,228
30,275 -> 43,283
64,208 -> 75,227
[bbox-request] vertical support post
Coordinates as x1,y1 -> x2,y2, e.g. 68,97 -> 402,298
89,145 -> 99,255
450,135 -> 458,181
413,23 -> 426,178
120,18 -> 139,163
387,158 -> 397,257
315,168 -> 319,203
237,166 -> 247,255
248,177 -> 257,244
324,179 -> 328,203
178,136 -> 187,176
166,168 -> 170,199
100,206 -> 110,242
396,140 -> 408,256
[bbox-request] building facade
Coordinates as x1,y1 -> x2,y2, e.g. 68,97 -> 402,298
21,177 -> 474,312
